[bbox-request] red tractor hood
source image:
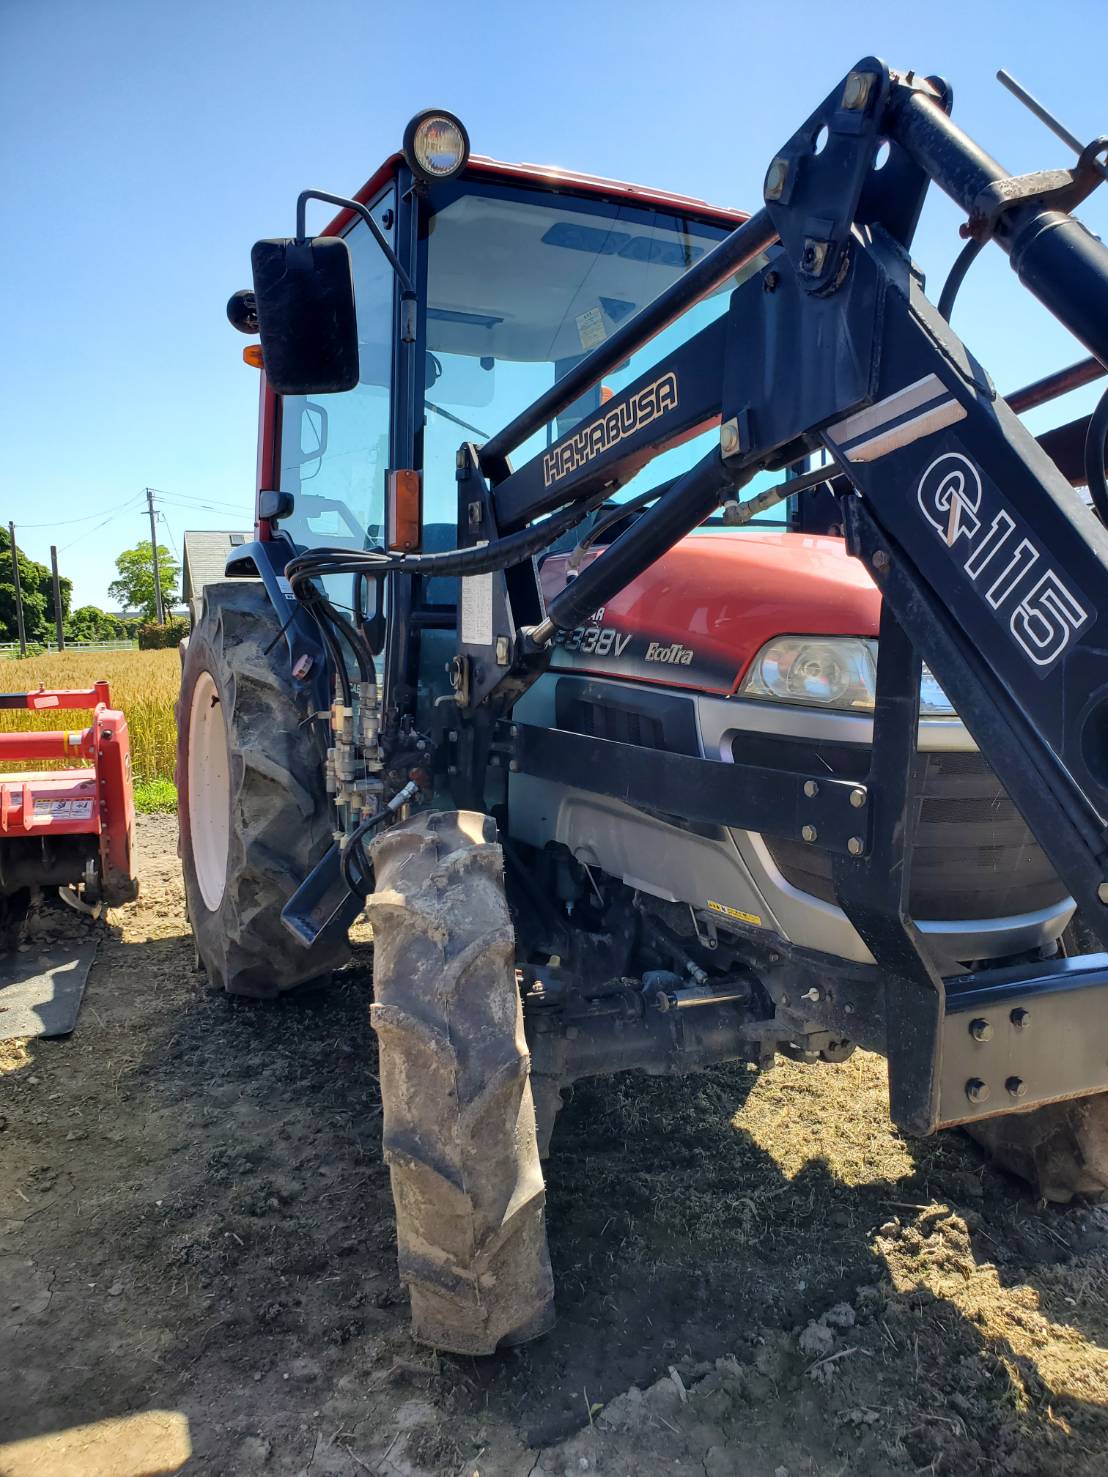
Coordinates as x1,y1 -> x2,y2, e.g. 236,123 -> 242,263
539,530 -> 881,695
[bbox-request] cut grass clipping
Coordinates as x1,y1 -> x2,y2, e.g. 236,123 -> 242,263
0,649 -> 180,810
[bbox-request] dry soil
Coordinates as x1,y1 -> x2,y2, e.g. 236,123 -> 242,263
1,815 -> 1107,1476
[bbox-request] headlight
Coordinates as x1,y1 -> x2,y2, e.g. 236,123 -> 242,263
739,635 -> 955,715
403,110 -> 470,182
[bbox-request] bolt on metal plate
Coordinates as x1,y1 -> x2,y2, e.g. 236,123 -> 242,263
765,156 -> 790,200
800,238 -> 831,276
842,70 -> 875,110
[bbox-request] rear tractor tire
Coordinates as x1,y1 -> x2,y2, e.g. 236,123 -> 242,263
176,581 -> 350,997
366,810 -> 555,1355
965,1094 -> 1108,1203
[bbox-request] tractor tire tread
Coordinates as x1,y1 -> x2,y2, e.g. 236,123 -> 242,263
966,1093 -> 1108,1202
177,581 -> 350,997
366,808 -> 555,1354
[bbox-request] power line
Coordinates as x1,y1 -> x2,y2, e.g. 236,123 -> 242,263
159,496 -> 251,513
154,490 -> 242,508
146,486 -> 248,510
158,499 -> 253,521
48,485 -> 250,570
21,487 -> 249,535
57,503 -> 139,554
158,492 -> 253,515
156,508 -> 179,560
18,490 -> 146,530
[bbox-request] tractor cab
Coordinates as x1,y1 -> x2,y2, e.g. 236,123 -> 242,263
247,113 -> 789,683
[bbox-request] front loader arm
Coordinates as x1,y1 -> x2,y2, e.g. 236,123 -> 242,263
457,58 -> 1108,1134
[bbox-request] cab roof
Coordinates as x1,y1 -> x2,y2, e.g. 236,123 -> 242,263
322,152 -> 749,237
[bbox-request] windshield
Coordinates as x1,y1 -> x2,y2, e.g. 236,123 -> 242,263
422,182 -> 779,547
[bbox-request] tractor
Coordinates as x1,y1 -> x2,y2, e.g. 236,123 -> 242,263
179,67 -> 1108,1355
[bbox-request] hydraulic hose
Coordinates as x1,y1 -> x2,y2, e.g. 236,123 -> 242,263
289,491 -> 610,714
340,778 -> 421,896
937,238 -> 984,323
285,485 -> 612,591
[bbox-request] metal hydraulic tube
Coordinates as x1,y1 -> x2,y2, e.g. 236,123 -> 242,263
1006,355 -> 1105,415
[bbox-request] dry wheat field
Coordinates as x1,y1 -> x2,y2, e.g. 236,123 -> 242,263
0,648 -> 180,806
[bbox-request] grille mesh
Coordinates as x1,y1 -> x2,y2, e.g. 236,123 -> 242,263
747,741 -> 1069,922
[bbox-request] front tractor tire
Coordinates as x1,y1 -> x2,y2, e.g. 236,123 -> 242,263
367,810 -> 555,1355
966,1095 -> 1108,1203
176,581 -> 350,997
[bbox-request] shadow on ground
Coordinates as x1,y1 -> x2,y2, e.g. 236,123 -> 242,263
2,815 -> 1107,1475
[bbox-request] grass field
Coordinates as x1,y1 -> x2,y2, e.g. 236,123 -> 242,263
0,649 -> 180,811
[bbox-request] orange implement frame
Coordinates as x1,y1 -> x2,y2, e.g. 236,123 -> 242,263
0,684 -> 138,906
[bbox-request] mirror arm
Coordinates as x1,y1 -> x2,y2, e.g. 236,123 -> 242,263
295,189 -> 417,299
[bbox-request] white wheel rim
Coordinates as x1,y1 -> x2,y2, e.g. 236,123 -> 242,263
188,670 -> 231,912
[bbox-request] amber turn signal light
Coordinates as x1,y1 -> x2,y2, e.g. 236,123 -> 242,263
387,469 -> 422,552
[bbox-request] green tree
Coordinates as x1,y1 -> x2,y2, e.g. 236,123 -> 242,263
107,540 -> 180,621
65,604 -> 125,642
0,527 -> 72,643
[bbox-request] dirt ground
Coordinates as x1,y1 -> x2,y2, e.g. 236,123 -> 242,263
2,814 -> 1108,1476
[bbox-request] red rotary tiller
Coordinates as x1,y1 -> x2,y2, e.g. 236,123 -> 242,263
0,682 -> 139,942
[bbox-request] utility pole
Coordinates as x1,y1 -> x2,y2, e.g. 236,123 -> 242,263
8,521 -> 26,656
50,545 -> 65,651
146,487 -> 165,624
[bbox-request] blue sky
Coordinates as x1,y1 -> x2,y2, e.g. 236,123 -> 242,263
2,0 -> 1106,608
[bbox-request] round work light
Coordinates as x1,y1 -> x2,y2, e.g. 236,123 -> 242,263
403,110 -> 471,183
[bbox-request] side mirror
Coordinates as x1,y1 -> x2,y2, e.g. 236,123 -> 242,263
249,237 -> 359,395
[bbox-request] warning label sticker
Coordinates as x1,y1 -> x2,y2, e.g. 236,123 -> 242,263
576,305 -> 606,351
460,542 -> 493,647
32,798 -> 93,821
30,694 -> 60,709
706,899 -> 763,928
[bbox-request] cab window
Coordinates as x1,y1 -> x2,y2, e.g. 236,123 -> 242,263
277,189 -> 396,552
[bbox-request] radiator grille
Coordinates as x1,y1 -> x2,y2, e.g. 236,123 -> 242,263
742,739 -> 1069,922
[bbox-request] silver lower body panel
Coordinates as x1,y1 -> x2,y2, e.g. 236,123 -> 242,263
508,674 -> 1073,971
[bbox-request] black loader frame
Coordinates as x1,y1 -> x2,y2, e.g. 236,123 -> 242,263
432,60 -> 1108,1138
249,60 -> 1108,1145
